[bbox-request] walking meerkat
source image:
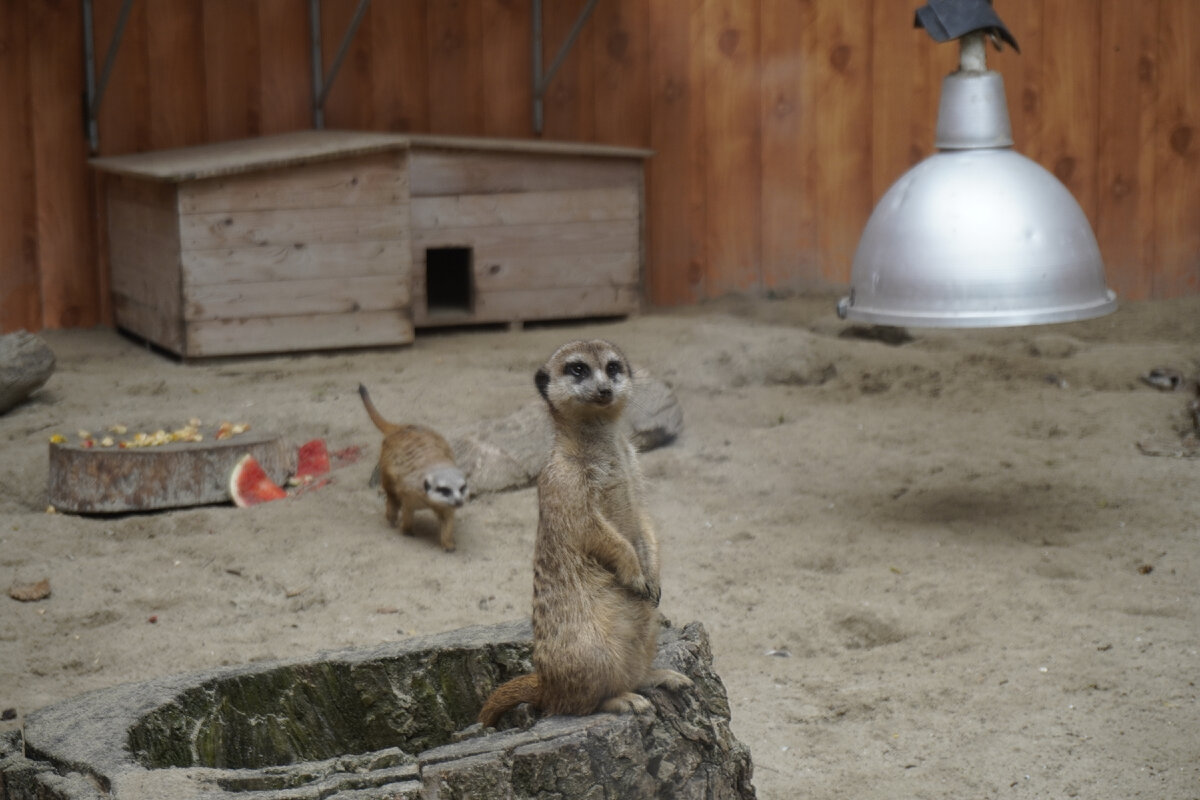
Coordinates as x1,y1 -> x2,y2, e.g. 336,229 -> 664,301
358,384 -> 467,552
478,340 -> 691,726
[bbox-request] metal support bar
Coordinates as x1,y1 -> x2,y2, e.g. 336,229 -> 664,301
82,0 -> 135,154
531,0 -> 600,134
309,0 -> 371,129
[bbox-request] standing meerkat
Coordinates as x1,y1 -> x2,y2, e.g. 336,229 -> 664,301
358,384 -> 467,552
478,340 -> 691,726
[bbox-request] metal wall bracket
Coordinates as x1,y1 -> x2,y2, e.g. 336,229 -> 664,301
82,0 -> 136,155
532,0 -> 600,134
310,0 -> 372,129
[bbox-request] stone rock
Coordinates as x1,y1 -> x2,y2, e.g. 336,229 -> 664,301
449,372 -> 684,494
0,331 -> 55,415
1,621 -> 754,800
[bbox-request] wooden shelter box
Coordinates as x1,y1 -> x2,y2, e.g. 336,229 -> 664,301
90,131 -> 650,358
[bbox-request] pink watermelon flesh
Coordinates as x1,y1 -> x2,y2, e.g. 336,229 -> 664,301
229,453 -> 288,507
295,438 -> 331,479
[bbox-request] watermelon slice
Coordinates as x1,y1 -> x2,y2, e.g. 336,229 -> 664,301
229,453 -> 288,507
294,438 -> 331,480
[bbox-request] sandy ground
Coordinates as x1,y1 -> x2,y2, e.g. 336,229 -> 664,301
2,294 -> 1198,799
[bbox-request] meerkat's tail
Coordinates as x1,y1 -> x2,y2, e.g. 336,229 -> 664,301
478,673 -> 541,727
358,384 -> 400,435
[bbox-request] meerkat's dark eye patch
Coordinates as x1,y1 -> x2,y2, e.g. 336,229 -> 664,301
565,361 -> 591,380
605,360 -> 624,379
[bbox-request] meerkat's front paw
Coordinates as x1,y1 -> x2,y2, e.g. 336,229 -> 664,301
624,574 -> 660,605
642,668 -> 693,692
599,692 -> 654,715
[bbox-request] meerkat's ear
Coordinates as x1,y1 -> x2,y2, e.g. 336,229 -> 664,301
534,367 -> 550,400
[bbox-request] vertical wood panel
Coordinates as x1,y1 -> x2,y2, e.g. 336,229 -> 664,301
870,0 -> 922,203
991,0 -> 1044,158
3,0 -> 1200,333
93,0 -> 151,155
646,0 -> 707,304
30,0 -> 98,329
1041,0 -> 1101,225
592,0 -> 649,148
258,0 -> 312,135
811,1 -> 872,282
1096,0 -> 1159,301
759,0 -> 817,290
541,0 -> 597,142
372,0 -> 431,132
428,0 -> 484,134
480,0 -> 531,138
1154,0 -> 1200,296
146,1 -> 207,148
321,0 -> 375,130
0,0 -> 40,331
203,0 -> 262,142
702,0 -> 761,294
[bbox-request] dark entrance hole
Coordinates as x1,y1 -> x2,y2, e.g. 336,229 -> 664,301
425,247 -> 474,314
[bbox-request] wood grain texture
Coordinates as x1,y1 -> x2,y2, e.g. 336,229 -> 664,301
184,275 -> 410,322
990,0 -> 1043,158
1096,0 -> 1160,301
811,0 -> 872,283
5,0 -> 1200,334
541,0 -> 597,141
372,0 -> 431,132
428,0 -> 484,135
182,241 -> 411,286
760,0 -> 816,291
408,150 -> 644,196
1154,0 -> 1200,296
30,0 -> 99,329
319,0 -> 375,130
179,206 -> 406,250
481,0 -> 532,138
186,311 -> 414,357
0,0 -> 40,332
645,0 -> 706,305
203,0 -> 262,142
258,0 -> 312,135
179,153 -> 406,213
146,1 -> 207,149
1041,0 -> 1101,226
411,187 -> 638,228
593,0 -> 649,148
412,219 -> 639,259
92,0 -> 151,155
703,0 -> 761,295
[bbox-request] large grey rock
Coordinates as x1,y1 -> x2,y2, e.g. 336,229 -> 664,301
1,621 -> 754,799
450,372 -> 684,494
0,331 -> 55,414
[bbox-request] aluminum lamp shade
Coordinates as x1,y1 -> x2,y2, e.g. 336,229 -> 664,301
838,70 -> 1117,328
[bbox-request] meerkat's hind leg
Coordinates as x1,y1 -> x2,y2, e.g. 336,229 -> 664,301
640,668 -> 693,692
599,692 -> 654,715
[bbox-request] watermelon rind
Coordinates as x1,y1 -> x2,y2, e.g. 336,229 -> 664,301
229,453 -> 288,507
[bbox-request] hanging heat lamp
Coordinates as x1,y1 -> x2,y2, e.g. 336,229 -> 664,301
836,0 -> 1117,328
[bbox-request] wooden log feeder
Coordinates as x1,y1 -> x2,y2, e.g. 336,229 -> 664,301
47,429 -> 292,514
90,131 -> 650,358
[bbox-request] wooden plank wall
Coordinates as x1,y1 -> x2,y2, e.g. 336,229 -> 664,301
1,0 -> 1197,333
